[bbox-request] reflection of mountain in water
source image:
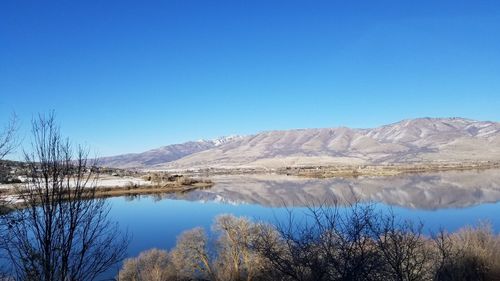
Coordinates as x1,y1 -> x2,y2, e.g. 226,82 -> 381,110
159,169 -> 500,210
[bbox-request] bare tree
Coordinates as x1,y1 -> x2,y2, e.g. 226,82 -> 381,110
118,248 -> 176,281
433,223 -> 500,281
432,229 -> 456,281
119,209 -> 500,281
213,215 -> 268,281
0,113 -> 19,160
171,227 -> 217,281
253,202 -> 385,281
370,212 -> 433,281
0,113 -> 19,278
0,113 -> 19,184
4,113 -> 128,281
311,203 -> 383,281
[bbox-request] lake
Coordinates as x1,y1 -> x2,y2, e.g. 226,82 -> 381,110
105,169 -> 500,278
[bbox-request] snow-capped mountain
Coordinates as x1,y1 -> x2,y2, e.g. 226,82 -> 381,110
99,136 -> 244,169
196,135 -> 244,147
100,118 -> 500,169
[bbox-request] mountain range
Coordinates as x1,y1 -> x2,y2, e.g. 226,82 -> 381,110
99,117 -> 500,170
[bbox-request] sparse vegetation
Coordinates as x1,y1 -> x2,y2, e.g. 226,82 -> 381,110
118,248 -> 176,281
118,204 -> 500,281
0,163 -> 213,200
141,172 -> 210,187
278,162 -> 500,179
90,173 -> 213,198
433,223 -> 500,281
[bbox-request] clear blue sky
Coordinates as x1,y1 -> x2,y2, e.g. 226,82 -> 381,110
1,0 -> 499,157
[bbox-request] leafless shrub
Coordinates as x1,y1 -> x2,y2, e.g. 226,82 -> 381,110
252,202 -> 385,281
119,203 -> 500,281
126,181 -> 139,189
171,227 -> 217,281
176,176 -> 194,186
370,212 -> 434,281
434,223 -> 500,281
118,248 -> 176,281
213,215 -> 269,281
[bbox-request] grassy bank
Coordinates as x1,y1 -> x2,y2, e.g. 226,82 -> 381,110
93,181 -> 213,198
276,161 -> 500,178
181,161 -> 500,179
0,174 -> 214,210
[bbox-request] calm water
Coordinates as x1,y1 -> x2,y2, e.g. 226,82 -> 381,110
104,169 -> 500,278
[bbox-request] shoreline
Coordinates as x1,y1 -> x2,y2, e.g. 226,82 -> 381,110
2,162 -> 500,203
92,181 -> 214,198
279,162 -> 500,178
0,181 -> 214,213
182,161 -> 500,179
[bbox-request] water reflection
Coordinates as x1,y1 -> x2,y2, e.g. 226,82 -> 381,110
153,169 -> 500,209
106,170 -> 500,278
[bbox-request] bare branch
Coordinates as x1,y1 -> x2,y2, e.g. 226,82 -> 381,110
3,112 -> 128,281
0,113 -> 19,160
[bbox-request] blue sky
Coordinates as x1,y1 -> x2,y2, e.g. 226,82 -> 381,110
1,0 -> 500,157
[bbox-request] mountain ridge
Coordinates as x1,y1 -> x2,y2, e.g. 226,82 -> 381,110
98,136 -> 243,168
99,117 -> 500,169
